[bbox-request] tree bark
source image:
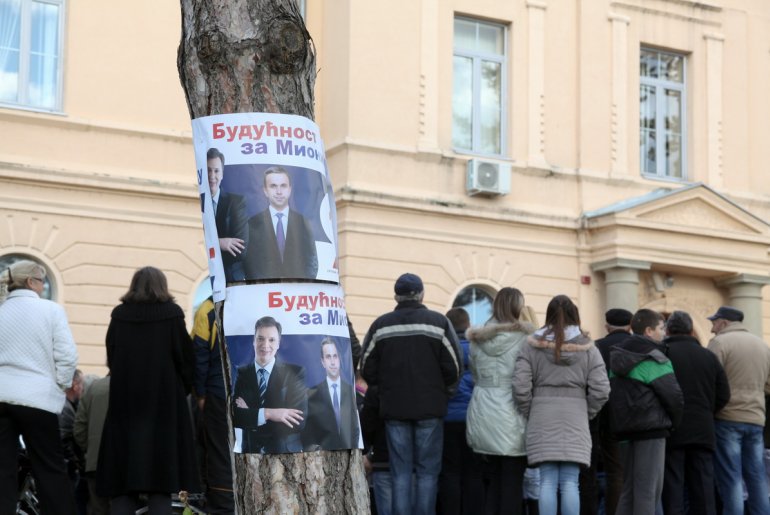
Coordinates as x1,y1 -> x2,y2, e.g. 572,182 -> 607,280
178,1 -> 369,513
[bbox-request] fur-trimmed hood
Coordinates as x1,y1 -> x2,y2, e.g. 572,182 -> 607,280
527,333 -> 594,365
467,320 -> 535,357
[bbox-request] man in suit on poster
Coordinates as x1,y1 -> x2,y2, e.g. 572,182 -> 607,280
207,147 -> 248,282
232,316 -> 308,453
243,166 -> 318,280
302,337 -> 360,451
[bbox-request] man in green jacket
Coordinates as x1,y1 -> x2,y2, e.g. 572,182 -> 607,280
608,309 -> 683,515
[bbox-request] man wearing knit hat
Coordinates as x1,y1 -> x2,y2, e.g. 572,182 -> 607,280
707,306 -> 770,515
361,273 -> 462,515
582,308 -> 632,515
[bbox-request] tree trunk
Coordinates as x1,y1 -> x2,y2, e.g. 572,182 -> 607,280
177,1 -> 369,513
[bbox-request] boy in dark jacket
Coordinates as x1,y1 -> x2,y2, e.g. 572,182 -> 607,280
609,309 -> 683,515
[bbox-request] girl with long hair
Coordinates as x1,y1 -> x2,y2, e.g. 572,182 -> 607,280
513,295 -> 610,515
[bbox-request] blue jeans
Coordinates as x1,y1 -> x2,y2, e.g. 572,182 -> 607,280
385,418 -> 443,515
714,420 -> 770,515
539,462 -> 580,515
372,471 -> 394,515
372,470 -> 417,515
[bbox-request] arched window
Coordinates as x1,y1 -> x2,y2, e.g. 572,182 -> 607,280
452,285 -> 494,326
0,253 -> 55,300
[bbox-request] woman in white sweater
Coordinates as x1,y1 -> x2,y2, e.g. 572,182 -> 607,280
0,259 -> 79,515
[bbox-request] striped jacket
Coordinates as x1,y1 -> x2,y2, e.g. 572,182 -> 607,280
361,300 -> 462,420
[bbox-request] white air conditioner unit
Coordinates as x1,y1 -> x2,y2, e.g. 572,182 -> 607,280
466,159 -> 511,197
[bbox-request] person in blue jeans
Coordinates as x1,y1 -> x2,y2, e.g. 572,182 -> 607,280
707,306 -> 770,515
361,273 -> 462,515
513,295 -> 610,515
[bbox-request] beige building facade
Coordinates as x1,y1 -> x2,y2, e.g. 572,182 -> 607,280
1,0 -> 770,371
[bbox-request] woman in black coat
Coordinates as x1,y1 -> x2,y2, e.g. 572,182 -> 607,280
97,266 -> 200,514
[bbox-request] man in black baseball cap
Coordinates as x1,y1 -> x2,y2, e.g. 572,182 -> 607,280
707,304 -> 770,515
707,306 -> 744,323
393,272 -> 423,297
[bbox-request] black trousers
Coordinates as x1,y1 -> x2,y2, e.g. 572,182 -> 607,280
480,454 -> 528,515
579,428 -> 601,515
0,402 -> 77,515
437,421 -> 483,515
199,395 -> 234,514
662,446 -> 717,515
599,429 -> 624,515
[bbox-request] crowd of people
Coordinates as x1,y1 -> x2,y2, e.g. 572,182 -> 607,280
359,273 -> 770,515
3,258 -> 770,515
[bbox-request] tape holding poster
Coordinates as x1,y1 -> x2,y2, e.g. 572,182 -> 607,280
192,113 -> 340,301
224,284 -> 362,454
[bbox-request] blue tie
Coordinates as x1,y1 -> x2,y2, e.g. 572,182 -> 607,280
258,368 -> 267,407
332,383 -> 341,433
275,213 -> 286,260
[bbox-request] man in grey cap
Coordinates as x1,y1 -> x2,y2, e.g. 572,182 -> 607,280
707,305 -> 770,515
360,273 -> 462,515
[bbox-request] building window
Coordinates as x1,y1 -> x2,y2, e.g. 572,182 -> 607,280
0,0 -> 64,111
640,48 -> 685,179
0,253 -> 55,300
452,17 -> 506,156
452,285 -> 494,327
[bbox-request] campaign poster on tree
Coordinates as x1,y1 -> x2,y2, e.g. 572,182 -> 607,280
223,283 -> 361,454
192,113 -> 340,301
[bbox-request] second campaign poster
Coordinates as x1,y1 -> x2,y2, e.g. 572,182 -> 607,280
223,283 -> 362,454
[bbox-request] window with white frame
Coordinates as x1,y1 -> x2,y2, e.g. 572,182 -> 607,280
0,0 -> 64,111
452,17 -> 506,156
640,48 -> 686,179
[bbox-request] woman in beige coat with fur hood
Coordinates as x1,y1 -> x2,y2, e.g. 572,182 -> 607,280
466,287 -> 535,515
513,295 -> 609,515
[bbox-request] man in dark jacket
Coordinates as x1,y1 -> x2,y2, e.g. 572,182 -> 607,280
581,308 -> 632,515
361,273 -> 462,515
661,310 -> 730,515
609,308 -> 683,515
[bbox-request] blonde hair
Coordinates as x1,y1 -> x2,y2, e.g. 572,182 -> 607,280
0,259 -> 46,301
